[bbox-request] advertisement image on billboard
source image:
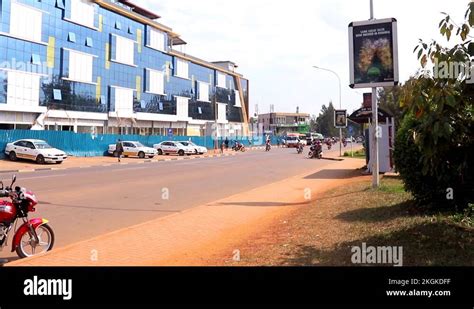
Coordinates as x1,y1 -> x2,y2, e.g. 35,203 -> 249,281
334,110 -> 348,129
349,18 -> 399,88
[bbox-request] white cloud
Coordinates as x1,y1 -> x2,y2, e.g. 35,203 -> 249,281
137,0 -> 468,116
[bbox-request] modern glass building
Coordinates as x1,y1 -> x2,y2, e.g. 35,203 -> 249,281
0,0 -> 249,137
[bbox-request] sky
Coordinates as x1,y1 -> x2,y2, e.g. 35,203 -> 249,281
136,0 -> 467,117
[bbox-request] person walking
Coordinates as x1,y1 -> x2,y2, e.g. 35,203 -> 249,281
220,140 -> 225,154
116,139 -> 124,163
224,137 -> 229,151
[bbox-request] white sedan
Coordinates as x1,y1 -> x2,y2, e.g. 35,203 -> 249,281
5,139 -> 68,164
108,141 -> 157,159
154,141 -> 195,156
178,141 -> 208,155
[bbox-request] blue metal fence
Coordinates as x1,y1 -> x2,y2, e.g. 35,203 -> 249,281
0,130 -> 274,158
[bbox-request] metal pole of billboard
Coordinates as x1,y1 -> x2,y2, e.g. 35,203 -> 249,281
313,66 -> 343,157
370,0 -> 380,188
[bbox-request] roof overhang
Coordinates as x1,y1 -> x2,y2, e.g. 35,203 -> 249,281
117,0 -> 161,19
93,0 -> 179,37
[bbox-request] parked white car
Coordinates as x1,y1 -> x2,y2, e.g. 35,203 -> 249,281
178,141 -> 208,155
154,141 -> 195,156
108,141 -> 157,159
4,139 -> 68,164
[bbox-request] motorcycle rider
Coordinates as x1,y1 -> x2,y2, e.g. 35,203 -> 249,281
297,138 -> 304,154
265,138 -> 271,151
311,139 -> 323,158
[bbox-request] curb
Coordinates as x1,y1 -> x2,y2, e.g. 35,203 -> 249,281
0,148 -> 254,174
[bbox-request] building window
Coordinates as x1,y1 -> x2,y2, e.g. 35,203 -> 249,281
56,0 -> 65,9
6,71 -> 40,107
31,54 -> 41,65
197,82 -> 210,102
85,37 -> 93,47
68,32 -> 76,43
159,102 -> 164,111
176,97 -> 189,119
175,58 -> 189,79
128,26 -> 134,35
10,2 -> 43,43
234,90 -> 242,107
53,89 -> 62,101
198,107 -> 203,114
217,72 -> 226,88
113,87 -> 134,117
70,0 -> 95,29
113,35 -> 135,66
147,27 -> 165,52
115,21 -> 122,30
217,103 -> 227,122
146,69 -> 165,95
67,49 -> 94,83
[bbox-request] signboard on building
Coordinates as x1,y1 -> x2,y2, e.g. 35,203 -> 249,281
349,18 -> 399,88
334,110 -> 348,128
167,128 -> 173,137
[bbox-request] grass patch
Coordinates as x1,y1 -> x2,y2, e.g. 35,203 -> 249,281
343,149 -> 366,159
224,177 -> 473,266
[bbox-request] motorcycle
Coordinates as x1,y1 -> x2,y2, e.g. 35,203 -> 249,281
297,143 -> 304,154
265,143 -> 271,152
308,144 -> 323,159
0,175 -> 55,258
232,142 -> 246,152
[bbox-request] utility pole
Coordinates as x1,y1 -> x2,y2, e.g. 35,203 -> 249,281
370,0 -> 380,188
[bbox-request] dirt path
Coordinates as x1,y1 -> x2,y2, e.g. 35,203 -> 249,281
164,174 -> 369,266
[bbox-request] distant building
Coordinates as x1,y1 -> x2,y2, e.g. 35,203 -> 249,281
258,112 -> 310,135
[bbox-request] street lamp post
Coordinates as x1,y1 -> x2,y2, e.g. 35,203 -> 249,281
313,66 -> 343,157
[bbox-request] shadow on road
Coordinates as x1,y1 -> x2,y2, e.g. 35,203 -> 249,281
304,169 -> 362,180
0,256 -> 21,266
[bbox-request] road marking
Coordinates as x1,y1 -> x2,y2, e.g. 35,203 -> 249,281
19,169 -> 36,173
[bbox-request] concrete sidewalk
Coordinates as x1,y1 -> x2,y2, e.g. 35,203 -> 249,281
6,156 -> 365,266
0,146 -> 267,174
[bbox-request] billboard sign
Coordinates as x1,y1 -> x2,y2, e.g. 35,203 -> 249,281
349,18 -> 399,88
334,110 -> 348,129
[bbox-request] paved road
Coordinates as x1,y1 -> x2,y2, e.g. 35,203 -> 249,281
0,146 -> 361,260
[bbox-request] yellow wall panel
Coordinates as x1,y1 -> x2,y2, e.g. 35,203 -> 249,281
47,37 -> 56,69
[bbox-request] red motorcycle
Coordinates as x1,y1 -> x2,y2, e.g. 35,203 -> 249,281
0,175 -> 54,258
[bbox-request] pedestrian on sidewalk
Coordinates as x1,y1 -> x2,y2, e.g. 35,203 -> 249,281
224,137 -> 229,151
220,140 -> 225,154
116,139 -> 124,163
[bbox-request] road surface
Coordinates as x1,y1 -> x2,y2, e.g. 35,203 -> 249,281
0,146 -> 361,261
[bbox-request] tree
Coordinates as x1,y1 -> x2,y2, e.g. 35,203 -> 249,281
377,83 -> 406,129
395,2 -> 474,210
315,101 -> 340,137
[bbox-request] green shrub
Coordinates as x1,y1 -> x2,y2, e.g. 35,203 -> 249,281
394,114 -> 473,211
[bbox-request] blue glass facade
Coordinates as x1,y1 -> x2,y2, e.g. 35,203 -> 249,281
0,0 -> 249,135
